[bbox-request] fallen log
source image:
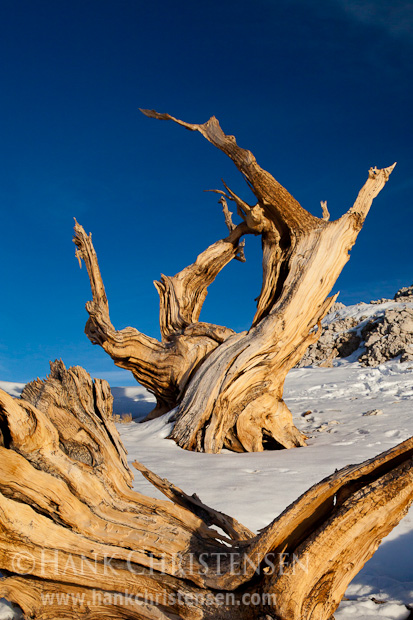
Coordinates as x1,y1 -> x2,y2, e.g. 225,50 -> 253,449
0,361 -> 412,619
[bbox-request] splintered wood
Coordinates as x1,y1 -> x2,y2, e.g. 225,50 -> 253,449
74,110 -> 395,452
0,363 -> 411,619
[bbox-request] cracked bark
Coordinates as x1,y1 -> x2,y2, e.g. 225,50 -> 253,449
0,364 -> 411,619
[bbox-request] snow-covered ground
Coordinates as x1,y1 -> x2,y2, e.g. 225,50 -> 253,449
116,360 -> 413,620
324,299 -> 413,326
1,327 -> 412,619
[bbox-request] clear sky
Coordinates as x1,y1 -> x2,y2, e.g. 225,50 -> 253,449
1,0 -> 412,386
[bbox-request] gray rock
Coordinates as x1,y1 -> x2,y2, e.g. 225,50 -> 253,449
370,298 -> 392,304
369,284 -> 413,304
394,284 -> 413,301
296,317 -> 361,368
337,332 -> 362,357
330,301 -> 346,313
358,307 -> 413,367
296,287 -> 413,368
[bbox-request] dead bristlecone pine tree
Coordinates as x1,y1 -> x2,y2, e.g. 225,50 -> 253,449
0,361 -> 412,620
73,109 -> 396,453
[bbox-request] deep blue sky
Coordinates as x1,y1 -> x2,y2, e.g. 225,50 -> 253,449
1,0 -> 412,385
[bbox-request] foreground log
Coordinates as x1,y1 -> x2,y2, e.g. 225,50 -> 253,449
74,111 -> 395,453
0,362 -> 412,619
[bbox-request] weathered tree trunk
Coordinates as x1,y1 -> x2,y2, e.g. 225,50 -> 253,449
0,362 -> 412,619
74,110 -> 395,452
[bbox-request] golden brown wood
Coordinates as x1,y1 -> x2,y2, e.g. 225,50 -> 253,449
74,112 -> 395,451
0,365 -> 412,619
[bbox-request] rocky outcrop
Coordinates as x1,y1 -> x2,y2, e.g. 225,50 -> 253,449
297,284 -> 413,368
370,284 -> 413,305
394,284 -> 413,302
359,307 -> 413,366
297,317 -> 361,367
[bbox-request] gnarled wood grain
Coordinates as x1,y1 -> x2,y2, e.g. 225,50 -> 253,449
74,112 -> 395,450
0,364 -> 412,619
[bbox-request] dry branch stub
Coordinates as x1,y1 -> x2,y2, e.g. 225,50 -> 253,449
74,111 -> 395,452
0,362 -> 412,619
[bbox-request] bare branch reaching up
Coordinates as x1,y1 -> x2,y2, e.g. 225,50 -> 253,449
140,108 -> 320,234
320,200 -> 330,221
346,163 -> 396,227
73,112 -> 396,450
218,195 -> 246,262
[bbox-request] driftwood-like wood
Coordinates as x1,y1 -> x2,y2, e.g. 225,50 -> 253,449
74,110 -> 395,452
0,362 -> 412,619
